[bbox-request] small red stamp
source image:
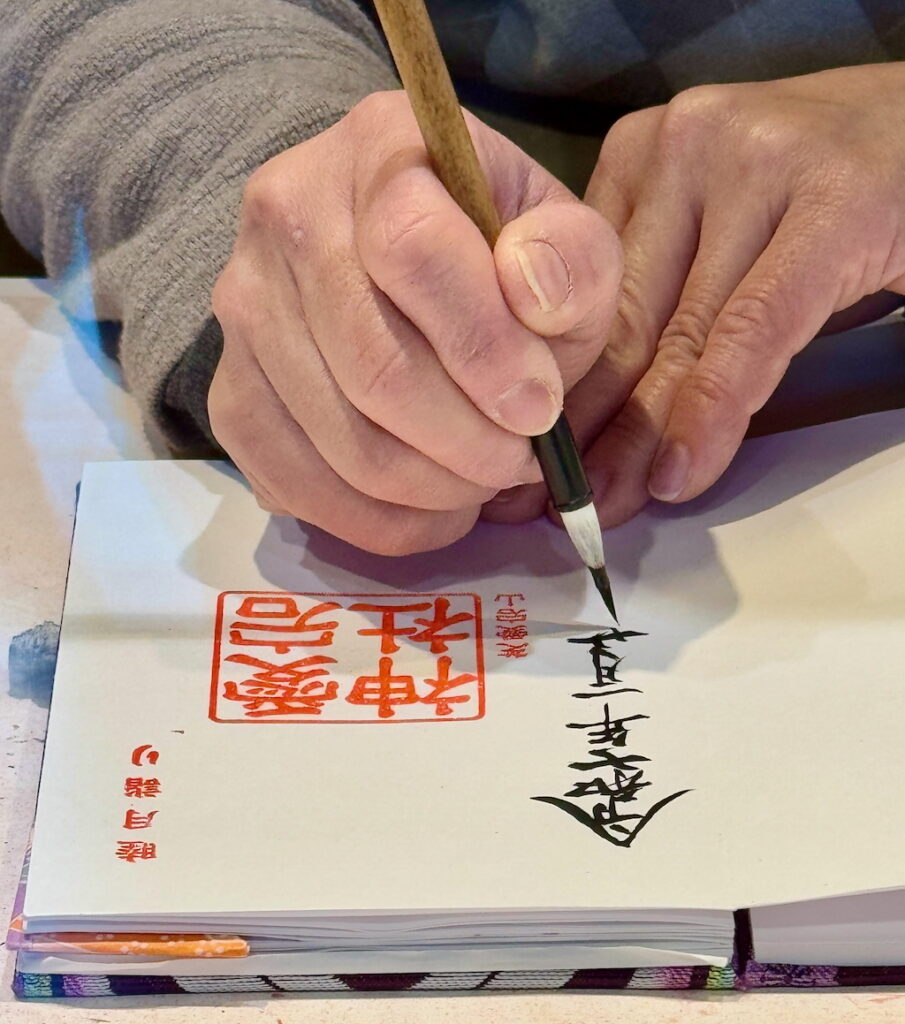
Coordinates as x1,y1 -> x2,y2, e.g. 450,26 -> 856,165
210,592 -> 485,723
494,593 -> 530,659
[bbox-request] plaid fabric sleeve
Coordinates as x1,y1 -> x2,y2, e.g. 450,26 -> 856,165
436,0 -> 905,107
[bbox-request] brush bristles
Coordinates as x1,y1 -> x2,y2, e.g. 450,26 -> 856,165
560,503 -> 605,570
560,503 -> 618,622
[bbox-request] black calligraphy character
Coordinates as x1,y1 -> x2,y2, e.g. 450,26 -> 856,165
568,629 -> 645,677
532,789 -> 690,848
534,629 -> 691,849
564,767 -> 651,800
568,630 -> 645,698
566,705 -> 648,748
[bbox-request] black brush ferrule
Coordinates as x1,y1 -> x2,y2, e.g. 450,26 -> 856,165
531,413 -> 593,513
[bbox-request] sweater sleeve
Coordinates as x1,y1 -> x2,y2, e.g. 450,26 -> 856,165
0,0 -> 398,451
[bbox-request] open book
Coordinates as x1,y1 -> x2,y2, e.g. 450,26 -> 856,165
11,408 -> 905,996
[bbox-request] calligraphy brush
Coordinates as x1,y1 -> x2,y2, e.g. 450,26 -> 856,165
371,0 -> 618,622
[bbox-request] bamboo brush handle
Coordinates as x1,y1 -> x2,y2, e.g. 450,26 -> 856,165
371,0 -> 613,615
371,0 -> 502,248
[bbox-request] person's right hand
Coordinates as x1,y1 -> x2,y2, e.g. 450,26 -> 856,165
210,91 -> 621,555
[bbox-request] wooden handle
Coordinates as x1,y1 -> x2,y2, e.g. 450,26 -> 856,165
371,0 -> 502,247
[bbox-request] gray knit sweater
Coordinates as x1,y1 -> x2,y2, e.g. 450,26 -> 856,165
2,0 -> 903,450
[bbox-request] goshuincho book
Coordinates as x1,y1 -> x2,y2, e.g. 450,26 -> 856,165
11,409 -> 905,997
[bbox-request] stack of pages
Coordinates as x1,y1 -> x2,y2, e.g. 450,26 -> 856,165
11,408 -> 905,994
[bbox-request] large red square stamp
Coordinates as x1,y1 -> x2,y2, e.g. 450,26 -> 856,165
210,592 -> 485,723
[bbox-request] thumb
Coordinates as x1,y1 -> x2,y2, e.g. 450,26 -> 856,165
493,198 -> 623,389
463,113 -> 623,389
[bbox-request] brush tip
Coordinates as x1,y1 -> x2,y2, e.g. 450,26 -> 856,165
589,565 -> 618,623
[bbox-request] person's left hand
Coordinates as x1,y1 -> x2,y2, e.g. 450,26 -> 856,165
483,63 -> 905,527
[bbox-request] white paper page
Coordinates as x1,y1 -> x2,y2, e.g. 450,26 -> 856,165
24,408 -> 905,924
751,889 -> 905,965
16,944 -> 728,977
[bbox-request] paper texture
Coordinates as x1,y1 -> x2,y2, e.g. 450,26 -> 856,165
23,409 -> 905,926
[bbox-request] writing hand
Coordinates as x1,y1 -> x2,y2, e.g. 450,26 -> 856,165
210,91 -> 620,553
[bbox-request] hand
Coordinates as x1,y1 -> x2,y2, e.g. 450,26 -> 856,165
484,64 -> 905,528
209,91 -> 620,554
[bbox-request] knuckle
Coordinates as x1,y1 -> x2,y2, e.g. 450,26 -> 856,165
242,165 -> 283,222
242,164 -> 311,248
602,111 -> 637,150
210,268 -> 237,327
715,289 -> 777,347
347,91 -> 383,126
658,301 -> 714,363
659,85 -> 734,155
211,264 -> 257,337
687,364 -> 733,415
614,271 -> 661,352
667,83 -> 733,120
347,89 -> 403,130
600,109 -> 649,165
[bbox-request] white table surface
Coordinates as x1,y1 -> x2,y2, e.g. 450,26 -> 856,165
3,276 -> 905,1022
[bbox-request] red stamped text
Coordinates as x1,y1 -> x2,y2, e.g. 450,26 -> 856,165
210,592 -> 485,723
